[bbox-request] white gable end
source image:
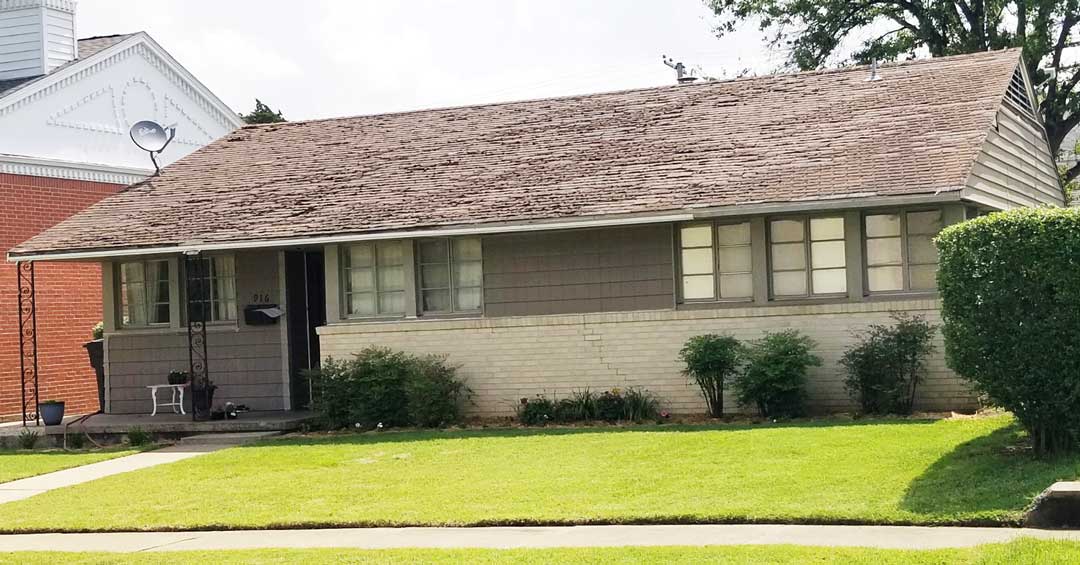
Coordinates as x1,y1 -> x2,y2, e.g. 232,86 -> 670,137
0,33 -> 241,183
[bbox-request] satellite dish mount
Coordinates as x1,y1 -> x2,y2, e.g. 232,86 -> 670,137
129,120 -> 176,175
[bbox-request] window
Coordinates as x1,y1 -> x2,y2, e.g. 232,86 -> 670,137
865,209 -> 943,292
343,241 -> 406,317
119,260 -> 171,327
187,255 -> 237,322
418,237 -> 483,313
678,221 -> 753,301
769,216 -> 847,297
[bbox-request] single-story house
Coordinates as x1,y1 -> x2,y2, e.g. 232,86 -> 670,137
7,49 -> 1064,418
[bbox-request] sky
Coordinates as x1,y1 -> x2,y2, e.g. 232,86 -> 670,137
78,0 -> 787,121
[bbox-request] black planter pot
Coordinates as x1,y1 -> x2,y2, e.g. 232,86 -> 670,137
83,339 -> 105,411
39,402 -> 65,426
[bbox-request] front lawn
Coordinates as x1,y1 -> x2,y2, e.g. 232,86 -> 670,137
4,539 -> 1080,564
0,415 -> 1076,532
0,447 -> 141,484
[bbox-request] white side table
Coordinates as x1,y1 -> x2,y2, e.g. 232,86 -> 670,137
146,384 -> 188,416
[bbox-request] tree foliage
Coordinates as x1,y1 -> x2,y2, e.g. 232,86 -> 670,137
936,208 -> 1080,456
841,313 -> 937,415
680,334 -> 745,418
240,99 -> 287,124
734,330 -> 820,419
708,0 -> 1080,183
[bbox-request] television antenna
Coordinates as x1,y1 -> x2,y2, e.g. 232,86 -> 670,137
129,120 -> 176,175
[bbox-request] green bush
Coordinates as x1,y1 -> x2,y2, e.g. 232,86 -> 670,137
127,427 -> 151,447
937,208 -> 1080,456
519,388 -> 659,425
734,330 -> 820,419
405,355 -> 470,427
680,334 -> 744,418
17,429 -> 39,450
518,396 -> 556,426
622,387 -> 660,423
841,313 -> 936,415
309,347 -> 468,430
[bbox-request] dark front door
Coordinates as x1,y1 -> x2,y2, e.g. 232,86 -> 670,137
284,250 -> 325,410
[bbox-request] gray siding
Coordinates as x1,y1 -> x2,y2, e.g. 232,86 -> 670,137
965,101 -> 1064,208
482,225 -> 674,317
105,250 -> 285,414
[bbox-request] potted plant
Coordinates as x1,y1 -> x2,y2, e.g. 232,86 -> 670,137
38,400 -> 65,426
83,322 -> 105,411
167,370 -> 190,385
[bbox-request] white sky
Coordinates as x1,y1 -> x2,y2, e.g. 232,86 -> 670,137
78,0 -> 786,121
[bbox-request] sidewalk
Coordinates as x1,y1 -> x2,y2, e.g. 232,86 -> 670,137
0,443 -> 228,504
2,525 -> 1080,552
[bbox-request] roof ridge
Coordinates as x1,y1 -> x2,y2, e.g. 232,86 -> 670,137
241,48 -> 1023,129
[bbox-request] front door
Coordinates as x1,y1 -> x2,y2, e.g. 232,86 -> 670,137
284,250 -> 325,410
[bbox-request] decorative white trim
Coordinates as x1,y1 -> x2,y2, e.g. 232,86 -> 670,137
0,32 -> 243,131
0,153 -> 149,184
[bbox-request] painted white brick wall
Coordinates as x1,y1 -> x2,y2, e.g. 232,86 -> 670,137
318,299 -> 976,418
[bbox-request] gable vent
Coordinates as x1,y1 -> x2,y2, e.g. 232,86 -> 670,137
1005,66 -> 1036,117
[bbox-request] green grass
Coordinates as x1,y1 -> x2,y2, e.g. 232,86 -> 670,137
4,539 -> 1080,564
0,415 -> 1077,532
0,447 -> 140,484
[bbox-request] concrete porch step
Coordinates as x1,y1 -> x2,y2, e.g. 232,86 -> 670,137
179,431 -> 282,445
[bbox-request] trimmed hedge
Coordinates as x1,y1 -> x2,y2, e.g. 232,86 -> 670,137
937,207 -> 1080,455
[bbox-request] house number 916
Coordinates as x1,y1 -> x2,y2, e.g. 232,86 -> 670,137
252,293 -> 272,303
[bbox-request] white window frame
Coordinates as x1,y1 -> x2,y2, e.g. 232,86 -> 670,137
676,220 -> 754,303
767,215 -> 848,299
117,259 -> 172,328
417,237 -> 484,315
341,241 -> 407,319
184,255 -> 238,323
863,208 -> 943,294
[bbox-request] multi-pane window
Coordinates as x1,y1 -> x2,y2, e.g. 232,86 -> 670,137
187,256 -> 237,322
678,222 -> 753,301
769,216 -> 847,297
865,209 -> 943,292
343,241 -> 406,317
419,237 -> 483,313
119,260 -> 171,327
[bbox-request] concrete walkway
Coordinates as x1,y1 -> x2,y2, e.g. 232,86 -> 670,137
0,443 -> 230,504
2,525 -> 1080,552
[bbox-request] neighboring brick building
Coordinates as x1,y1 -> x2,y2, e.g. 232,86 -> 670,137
0,1 -> 241,421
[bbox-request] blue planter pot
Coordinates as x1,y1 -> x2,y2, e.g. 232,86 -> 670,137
39,402 -> 65,426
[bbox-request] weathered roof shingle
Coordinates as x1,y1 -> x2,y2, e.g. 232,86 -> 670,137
11,49 -> 1023,258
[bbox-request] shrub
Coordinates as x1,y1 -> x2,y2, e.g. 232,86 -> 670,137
734,330 -> 820,419
622,387 -> 660,423
518,396 -> 556,426
937,208 -> 1080,456
680,334 -> 744,418
91,321 -> 104,340
595,389 -> 626,422
309,347 -> 469,430
67,432 -> 86,450
17,429 -> 39,450
127,427 -> 151,446
404,355 -> 470,428
552,389 -> 597,423
841,313 -> 937,415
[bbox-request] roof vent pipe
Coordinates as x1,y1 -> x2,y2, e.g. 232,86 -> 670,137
663,55 -> 699,84
865,60 -> 882,82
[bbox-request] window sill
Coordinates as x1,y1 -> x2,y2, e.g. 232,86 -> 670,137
107,323 -> 240,337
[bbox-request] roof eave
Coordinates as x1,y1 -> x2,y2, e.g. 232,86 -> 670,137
7,190 -> 965,262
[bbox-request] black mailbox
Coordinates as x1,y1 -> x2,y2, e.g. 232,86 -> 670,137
244,304 -> 283,326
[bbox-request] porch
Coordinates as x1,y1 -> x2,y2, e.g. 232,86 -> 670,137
0,410 -> 314,439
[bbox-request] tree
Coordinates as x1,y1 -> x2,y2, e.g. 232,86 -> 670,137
239,99 -> 286,124
707,0 -> 1080,184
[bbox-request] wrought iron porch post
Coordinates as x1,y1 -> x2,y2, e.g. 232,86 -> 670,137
16,261 -> 39,426
185,254 -> 210,421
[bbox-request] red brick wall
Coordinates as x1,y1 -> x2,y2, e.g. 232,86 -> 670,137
0,174 -> 124,421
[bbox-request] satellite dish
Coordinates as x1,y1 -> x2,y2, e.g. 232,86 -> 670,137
128,120 -> 176,175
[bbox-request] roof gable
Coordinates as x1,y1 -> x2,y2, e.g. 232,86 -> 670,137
11,49 -> 1025,259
